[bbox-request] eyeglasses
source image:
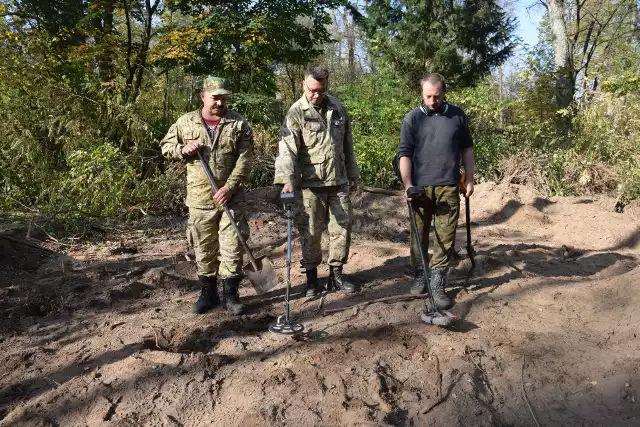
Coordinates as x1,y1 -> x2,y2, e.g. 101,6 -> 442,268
304,82 -> 327,96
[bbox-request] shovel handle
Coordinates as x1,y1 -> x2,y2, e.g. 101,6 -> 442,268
465,196 -> 475,268
196,150 -> 259,270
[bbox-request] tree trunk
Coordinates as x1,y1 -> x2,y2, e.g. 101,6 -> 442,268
92,0 -> 115,81
285,64 -> 298,105
498,65 -> 504,128
546,0 -> 574,107
163,69 -> 169,123
346,13 -> 356,81
123,0 -> 159,102
635,0 -> 640,45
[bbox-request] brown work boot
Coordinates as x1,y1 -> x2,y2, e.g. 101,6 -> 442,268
429,268 -> 453,310
193,275 -> 220,314
222,277 -> 245,315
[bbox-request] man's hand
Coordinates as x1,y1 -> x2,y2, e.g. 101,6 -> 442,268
181,143 -> 200,156
213,185 -> 231,205
349,178 -> 358,193
403,182 -> 415,200
281,182 -> 295,193
464,181 -> 474,198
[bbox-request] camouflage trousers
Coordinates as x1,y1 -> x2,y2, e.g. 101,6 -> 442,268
186,205 -> 249,279
294,184 -> 353,271
410,185 -> 460,271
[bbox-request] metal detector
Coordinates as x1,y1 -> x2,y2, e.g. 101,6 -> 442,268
269,192 -> 304,335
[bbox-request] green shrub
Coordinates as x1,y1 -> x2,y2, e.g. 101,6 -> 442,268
60,143 -> 136,216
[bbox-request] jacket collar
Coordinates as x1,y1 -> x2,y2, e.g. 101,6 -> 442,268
299,94 -> 339,111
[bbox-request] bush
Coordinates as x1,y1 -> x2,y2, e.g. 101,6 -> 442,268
229,93 -> 284,127
133,162 -> 187,215
60,143 -> 136,216
248,124 -> 279,188
338,73 -> 416,187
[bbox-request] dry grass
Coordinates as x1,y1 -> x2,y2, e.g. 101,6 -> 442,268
564,160 -> 618,196
499,153 -> 550,195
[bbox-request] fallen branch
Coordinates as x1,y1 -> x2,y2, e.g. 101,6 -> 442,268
323,293 -> 423,315
0,234 -> 56,253
45,376 -> 61,388
522,353 -> 541,427
32,221 -> 59,243
362,186 -> 402,197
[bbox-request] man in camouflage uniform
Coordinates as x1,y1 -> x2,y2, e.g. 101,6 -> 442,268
161,76 -> 253,315
274,65 -> 360,297
397,73 -> 475,310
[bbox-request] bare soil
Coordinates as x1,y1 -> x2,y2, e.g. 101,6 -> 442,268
0,183 -> 639,427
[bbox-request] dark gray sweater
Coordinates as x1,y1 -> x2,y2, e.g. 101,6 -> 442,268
398,103 -> 473,187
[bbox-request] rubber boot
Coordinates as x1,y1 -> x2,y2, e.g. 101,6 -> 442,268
327,266 -> 356,293
429,268 -> 453,310
305,268 -> 321,297
222,277 -> 245,315
193,275 -> 220,314
410,269 -> 427,294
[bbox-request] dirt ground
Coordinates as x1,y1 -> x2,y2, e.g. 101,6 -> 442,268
0,182 -> 639,427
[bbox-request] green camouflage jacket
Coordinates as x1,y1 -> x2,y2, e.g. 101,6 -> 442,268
161,109 -> 253,209
274,94 -> 359,188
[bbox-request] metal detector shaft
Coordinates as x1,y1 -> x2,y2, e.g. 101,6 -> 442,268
269,193 -> 304,335
406,197 -> 443,315
284,204 -> 292,323
197,150 -> 259,270
407,195 -> 443,315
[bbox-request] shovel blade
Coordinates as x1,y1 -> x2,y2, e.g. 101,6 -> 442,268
243,256 -> 279,295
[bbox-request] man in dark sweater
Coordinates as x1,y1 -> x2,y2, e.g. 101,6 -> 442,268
397,73 -> 475,309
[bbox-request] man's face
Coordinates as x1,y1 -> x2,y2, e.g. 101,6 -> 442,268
303,76 -> 327,106
422,81 -> 445,112
200,92 -> 229,117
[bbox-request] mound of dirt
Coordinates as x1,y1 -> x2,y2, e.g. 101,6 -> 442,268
0,183 -> 638,426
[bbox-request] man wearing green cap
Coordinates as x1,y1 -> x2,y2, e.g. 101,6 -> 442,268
161,76 -> 253,315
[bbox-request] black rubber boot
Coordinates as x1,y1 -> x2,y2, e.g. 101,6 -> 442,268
410,269 -> 427,294
305,268 -> 321,297
429,268 -> 453,310
327,266 -> 356,293
222,277 -> 245,315
193,275 -> 220,314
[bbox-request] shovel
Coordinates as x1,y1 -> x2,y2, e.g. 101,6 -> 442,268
197,150 -> 278,294
464,195 -> 475,269
460,172 -> 476,270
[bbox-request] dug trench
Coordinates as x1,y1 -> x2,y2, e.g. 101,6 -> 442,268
0,182 -> 638,426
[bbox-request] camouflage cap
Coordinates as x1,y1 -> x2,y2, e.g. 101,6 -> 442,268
202,76 -> 232,95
